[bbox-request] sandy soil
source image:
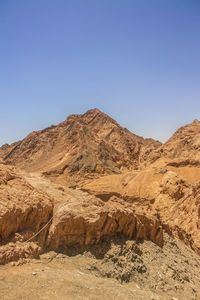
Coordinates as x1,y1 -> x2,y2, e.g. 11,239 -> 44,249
1,234 -> 200,300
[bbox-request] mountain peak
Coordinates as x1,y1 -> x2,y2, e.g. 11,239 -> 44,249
66,108 -> 118,127
0,108 -> 161,184
86,108 -> 103,114
192,119 -> 200,125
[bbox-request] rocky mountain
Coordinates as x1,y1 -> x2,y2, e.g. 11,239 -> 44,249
1,110 -> 200,299
0,162 -> 163,264
162,119 -> 200,163
0,108 -> 161,186
142,119 -> 200,167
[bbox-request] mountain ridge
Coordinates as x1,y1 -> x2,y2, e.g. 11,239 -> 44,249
0,108 -> 161,186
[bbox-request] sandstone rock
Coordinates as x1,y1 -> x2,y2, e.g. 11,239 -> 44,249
84,168 -> 200,256
0,242 -> 41,265
0,164 -> 54,264
162,119 -> 200,161
0,110 -> 200,266
47,196 -> 163,250
160,171 -> 189,200
0,164 -> 163,265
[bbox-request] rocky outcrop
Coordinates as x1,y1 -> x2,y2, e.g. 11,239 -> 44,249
0,242 -> 41,265
84,169 -> 200,255
1,111 -> 200,266
0,164 -> 53,244
0,164 -> 163,264
156,171 -> 200,255
0,164 -> 53,264
139,119 -> 200,168
47,196 -> 163,250
161,119 -> 200,160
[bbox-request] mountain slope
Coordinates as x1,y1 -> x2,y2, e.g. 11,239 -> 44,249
162,119 -> 200,163
0,108 -> 161,185
139,119 -> 200,171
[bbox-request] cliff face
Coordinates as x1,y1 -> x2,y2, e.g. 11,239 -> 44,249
0,163 -> 163,265
0,109 -> 161,186
83,168 -> 200,256
0,163 -> 53,242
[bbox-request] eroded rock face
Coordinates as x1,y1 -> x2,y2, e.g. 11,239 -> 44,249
47,196 -> 163,250
157,172 -> 200,255
0,164 -> 163,264
84,169 -> 200,256
0,164 -> 53,243
0,164 -> 54,264
160,171 -> 190,200
1,111 -> 200,268
1,159 -> 198,265
0,242 -> 41,265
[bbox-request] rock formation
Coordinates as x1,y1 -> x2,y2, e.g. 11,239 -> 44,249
0,163 -> 163,264
0,108 -> 161,186
140,118 -> 200,168
162,119 -> 200,161
83,167 -> 200,255
1,109 -> 200,299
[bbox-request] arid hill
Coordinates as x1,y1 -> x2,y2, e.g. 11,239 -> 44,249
162,119 -> 200,163
1,110 -> 200,299
83,167 -> 200,255
0,108 -> 161,186
142,119 -> 200,167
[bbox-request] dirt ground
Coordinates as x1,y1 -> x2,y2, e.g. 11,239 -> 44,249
0,234 -> 200,300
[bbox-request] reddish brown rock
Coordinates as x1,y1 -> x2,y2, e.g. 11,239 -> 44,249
0,164 -> 163,264
47,196 -> 163,250
0,164 -> 53,244
0,242 -> 41,265
0,111 -> 200,265
0,109 -> 161,186
162,119 -> 200,161
84,169 -> 200,255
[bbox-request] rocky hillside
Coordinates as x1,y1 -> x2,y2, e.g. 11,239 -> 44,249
162,119 -> 200,163
83,166 -> 200,255
0,161 -> 200,299
1,112 -> 200,299
0,108 -> 161,186
0,162 -> 163,265
141,119 -> 200,167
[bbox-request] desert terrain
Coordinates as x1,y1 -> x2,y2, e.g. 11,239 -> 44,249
1,108 -> 200,299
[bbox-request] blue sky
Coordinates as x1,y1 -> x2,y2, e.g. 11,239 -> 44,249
1,0 -> 200,144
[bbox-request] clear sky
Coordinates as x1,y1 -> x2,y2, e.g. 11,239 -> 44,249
1,0 -> 200,145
